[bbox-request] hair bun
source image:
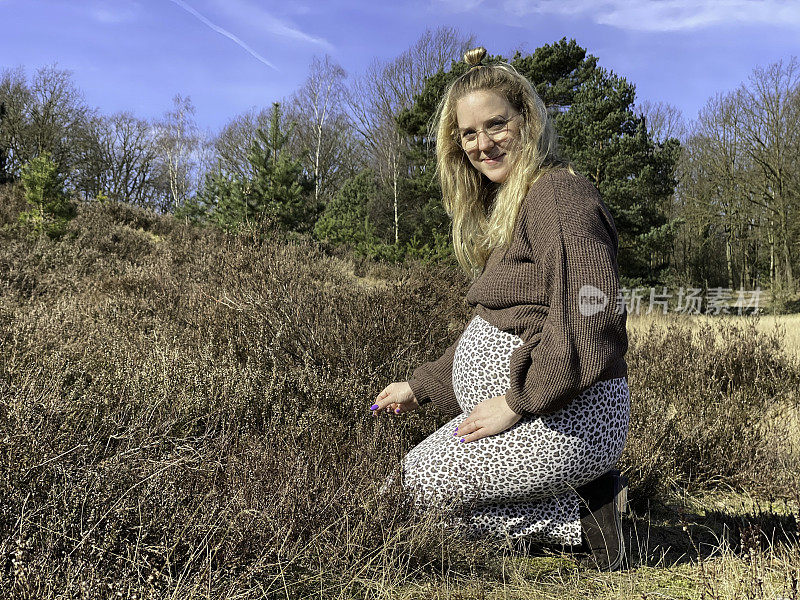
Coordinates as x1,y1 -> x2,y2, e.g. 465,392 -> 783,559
463,47 -> 487,68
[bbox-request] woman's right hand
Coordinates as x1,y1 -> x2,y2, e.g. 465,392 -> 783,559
370,382 -> 420,416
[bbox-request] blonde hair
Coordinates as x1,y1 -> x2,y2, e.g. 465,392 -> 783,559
432,47 -> 569,277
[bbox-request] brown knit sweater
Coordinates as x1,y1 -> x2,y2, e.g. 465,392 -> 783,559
407,168 -> 628,417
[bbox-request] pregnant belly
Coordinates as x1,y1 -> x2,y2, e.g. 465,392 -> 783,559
452,314 -> 525,414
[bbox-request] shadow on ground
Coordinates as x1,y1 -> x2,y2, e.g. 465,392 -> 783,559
500,495 -> 798,576
623,498 -> 798,569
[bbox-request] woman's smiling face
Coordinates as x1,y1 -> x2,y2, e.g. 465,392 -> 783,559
455,89 -> 521,184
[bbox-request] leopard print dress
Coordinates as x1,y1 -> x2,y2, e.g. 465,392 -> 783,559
401,314 -> 630,546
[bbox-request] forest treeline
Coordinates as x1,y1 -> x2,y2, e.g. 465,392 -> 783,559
1,28 -> 798,309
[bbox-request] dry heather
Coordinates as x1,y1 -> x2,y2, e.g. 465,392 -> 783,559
629,312 -> 800,360
1,188 -> 798,598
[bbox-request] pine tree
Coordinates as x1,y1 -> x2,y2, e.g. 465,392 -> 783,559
201,103 -> 313,233
18,152 -> 75,238
314,170 -> 379,254
244,107 -> 313,231
556,67 -> 681,282
511,38 -> 598,111
190,168 -> 243,229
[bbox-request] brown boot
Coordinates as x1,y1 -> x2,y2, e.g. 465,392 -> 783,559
575,469 -> 627,571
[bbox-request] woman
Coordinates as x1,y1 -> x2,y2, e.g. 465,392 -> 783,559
369,47 -> 630,571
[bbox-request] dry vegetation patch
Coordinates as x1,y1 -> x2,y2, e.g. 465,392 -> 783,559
1,193 -> 798,598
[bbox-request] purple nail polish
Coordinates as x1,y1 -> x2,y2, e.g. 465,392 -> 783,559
370,404 -> 378,410
394,408 -> 400,414
459,438 -> 465,443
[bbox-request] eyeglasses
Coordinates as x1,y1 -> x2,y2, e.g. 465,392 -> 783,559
456,113 -> 521,151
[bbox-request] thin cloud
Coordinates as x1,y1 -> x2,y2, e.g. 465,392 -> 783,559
210,0 -> 334,51
86,2 -> 142,24
429,0 -> 486,13
450,0 -> 800,31
168,0 -> 278,70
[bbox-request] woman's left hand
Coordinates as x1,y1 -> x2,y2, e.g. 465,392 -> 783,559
455,395 -> 522,443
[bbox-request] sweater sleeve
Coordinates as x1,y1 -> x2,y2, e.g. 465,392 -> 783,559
504,229 -> 627,416
407,334 -> 462,418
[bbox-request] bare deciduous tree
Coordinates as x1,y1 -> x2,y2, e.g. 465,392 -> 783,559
676,58 -> 800,297
80,112 -> 160,205
736,58 -> 800,292
287,55 -> 354,206
0,65 -> 90,183
346,26 -> 474,245
638,99 -> 686,144
153,94 -> 199,212
0,67 -> 31,179
683,93 -> 752,288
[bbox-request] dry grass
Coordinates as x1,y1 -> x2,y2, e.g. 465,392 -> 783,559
1,185 -> 798,599
628,311 -> 800,361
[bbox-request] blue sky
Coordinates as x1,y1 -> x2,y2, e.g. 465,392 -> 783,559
2,0 -> 798,134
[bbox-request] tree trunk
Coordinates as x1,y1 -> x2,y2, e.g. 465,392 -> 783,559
725,233 -> 734,289
393,167 -> 399,246
768,221 -> 777,288
779,208 -> 794,292
314,122 -> 322,203
740,221 -> 747,289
